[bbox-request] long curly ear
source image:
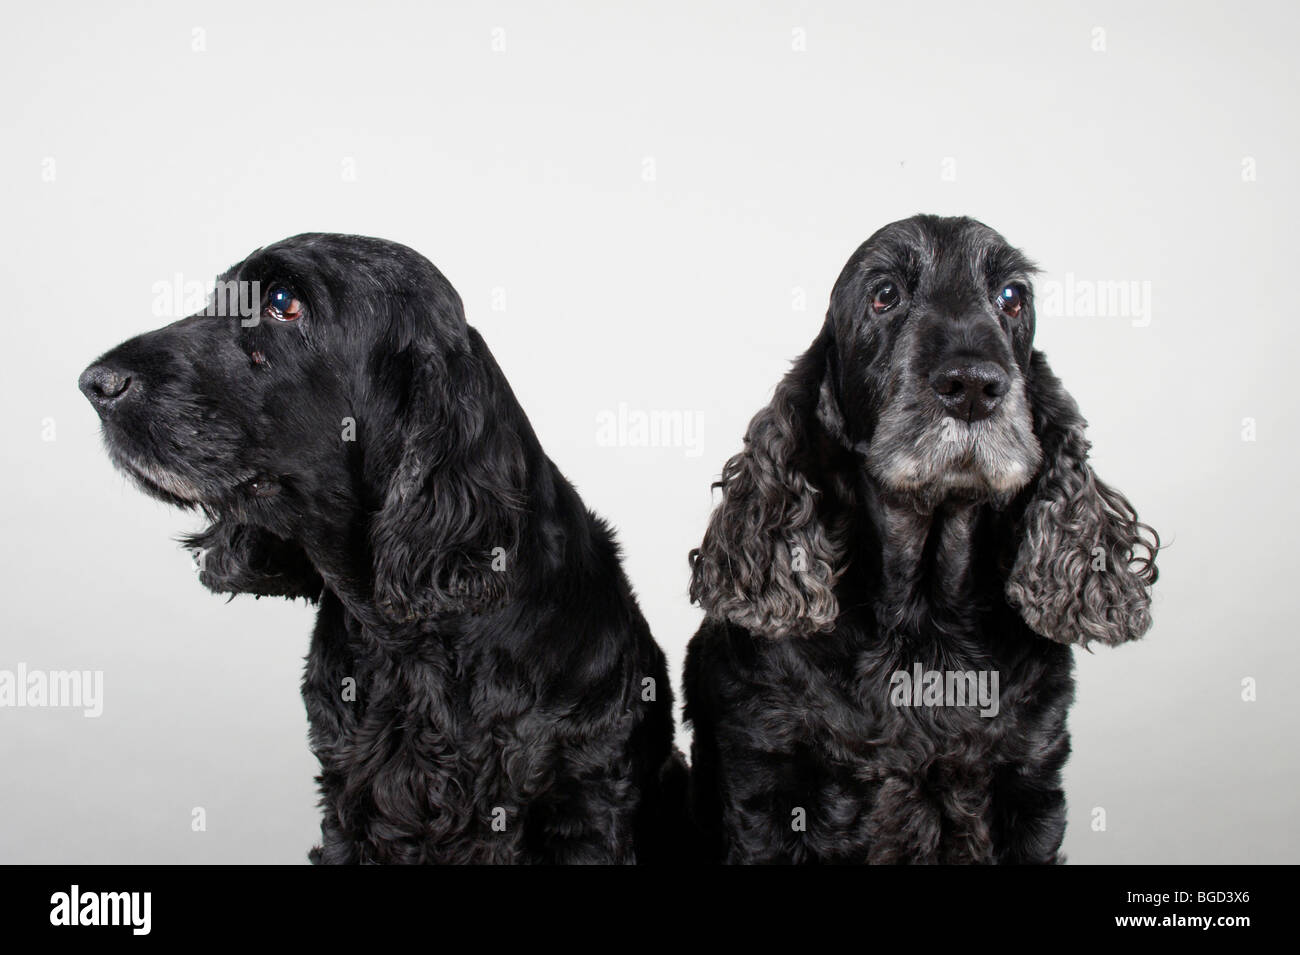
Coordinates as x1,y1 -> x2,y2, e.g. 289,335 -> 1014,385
181,522 -> 323,601
689,340 -> 843,638
1005,351 -> 1159,646
371,330 -> 527,623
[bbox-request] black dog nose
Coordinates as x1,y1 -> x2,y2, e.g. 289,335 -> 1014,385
929,361 -> 1010,422
79,364 -> 134,410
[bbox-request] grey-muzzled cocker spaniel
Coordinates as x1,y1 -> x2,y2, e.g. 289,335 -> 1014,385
685,214 -> 1159,864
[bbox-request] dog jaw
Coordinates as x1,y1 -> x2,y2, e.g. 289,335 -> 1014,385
867,375 -> 1043,503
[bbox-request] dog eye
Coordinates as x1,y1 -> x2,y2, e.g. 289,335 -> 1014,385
995,285 -> 1024,318
871,282 -> 900,314
265,287 -> 303,322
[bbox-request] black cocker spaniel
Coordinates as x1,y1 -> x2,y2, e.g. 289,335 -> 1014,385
686,215 -> 1158,863
80,233 -> 682,864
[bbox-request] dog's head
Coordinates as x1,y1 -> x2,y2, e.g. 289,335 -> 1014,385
80,233 -> 526,620
690,215 -> 1158,645
827,216 -> 1042,504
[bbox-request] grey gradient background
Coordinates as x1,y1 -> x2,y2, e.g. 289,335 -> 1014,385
1,0 -> 1296,863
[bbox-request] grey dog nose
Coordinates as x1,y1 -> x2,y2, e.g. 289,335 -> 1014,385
929,361 -> 1009,422
79,364 -> 134,410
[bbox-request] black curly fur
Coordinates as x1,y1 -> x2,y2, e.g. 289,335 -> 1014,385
686,215 -> 1159,863
81,233 -> 683,864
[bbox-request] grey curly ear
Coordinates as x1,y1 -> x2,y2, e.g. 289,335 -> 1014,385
689,341 -> 843,638
371,331 -> 526,623
181,522 -> 323,601
1005,351 -> 1159,646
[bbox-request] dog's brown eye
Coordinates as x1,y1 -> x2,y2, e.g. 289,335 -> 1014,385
265,287 -> 302,322
871,282 -> 900,314
996,285 -> 1023,318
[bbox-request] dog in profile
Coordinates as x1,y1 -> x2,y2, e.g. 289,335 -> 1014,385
685,215 -> 1158,863
80,233 -> 682,864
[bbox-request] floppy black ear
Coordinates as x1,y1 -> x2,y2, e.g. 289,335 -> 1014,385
1005,351 -> 1159,646
370,330 -> 527,623
689,337 -> 844,638
181,522 -> 323,601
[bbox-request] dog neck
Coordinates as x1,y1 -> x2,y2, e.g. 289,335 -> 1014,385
862,482 -> 982,636
298,453 -> 573,646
